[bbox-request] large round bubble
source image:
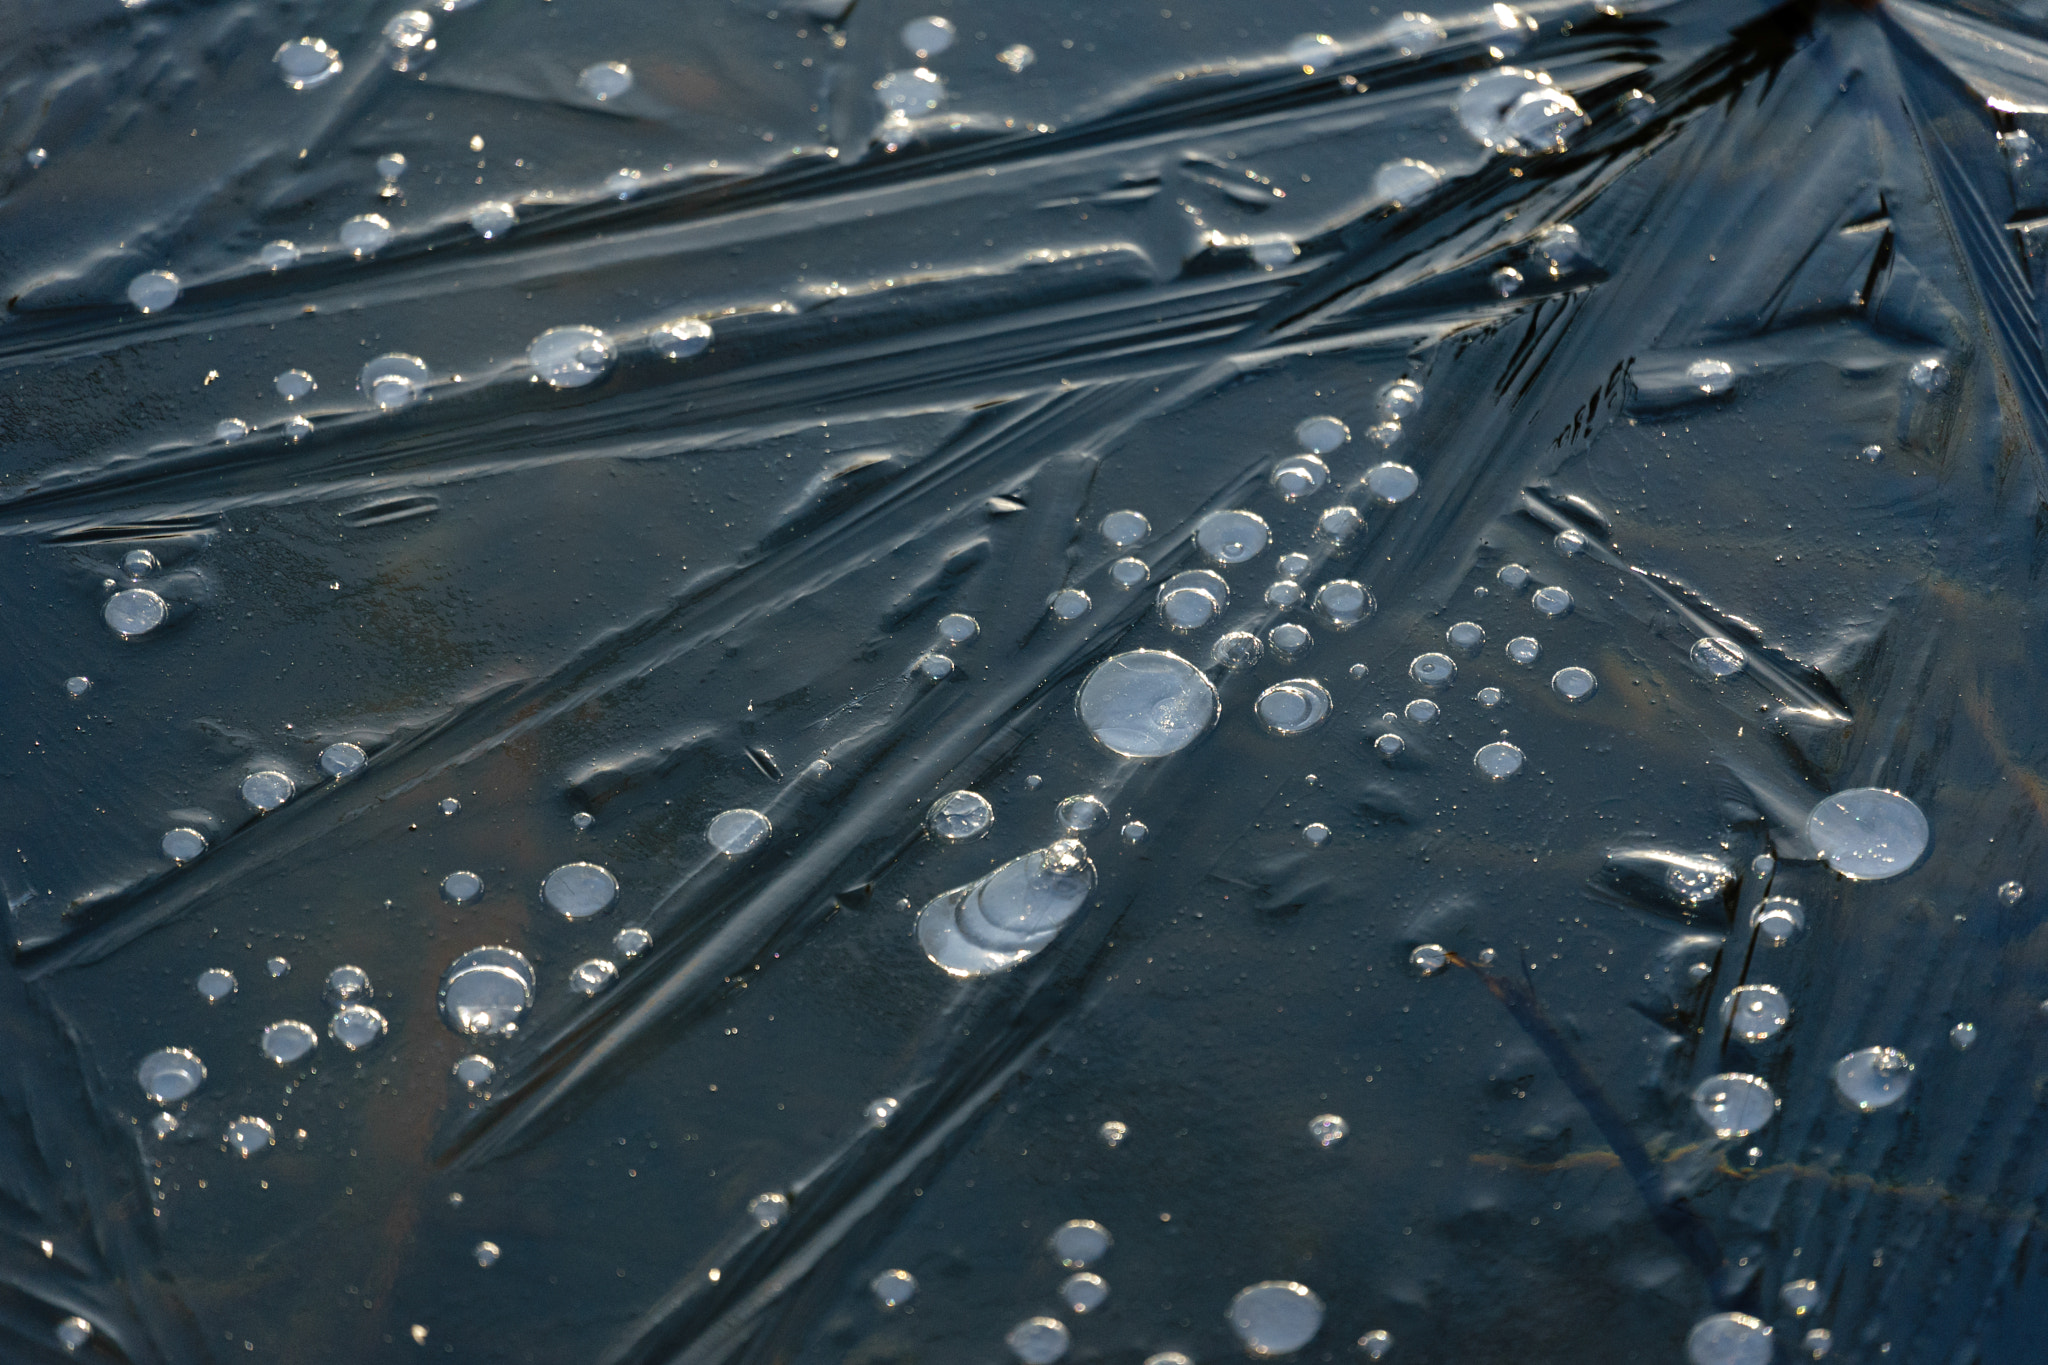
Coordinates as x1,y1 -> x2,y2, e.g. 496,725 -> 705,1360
1077,650 -> 1218,759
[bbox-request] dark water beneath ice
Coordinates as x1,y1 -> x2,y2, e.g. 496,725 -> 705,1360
4,1 -> 2048,1362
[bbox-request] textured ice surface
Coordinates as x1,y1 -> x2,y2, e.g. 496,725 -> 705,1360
0,1 -> 2041,1362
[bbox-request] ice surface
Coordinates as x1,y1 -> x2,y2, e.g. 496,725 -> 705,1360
0,1 -> 2039,1362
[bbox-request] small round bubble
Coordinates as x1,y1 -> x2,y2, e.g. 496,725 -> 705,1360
196,968 -> 236,1002
872,1268 -> 918,1308
1359,1330 -> 1395,1361
1255,678 -> 1332,736
275,37 -> 343,89
1266,579 -> 1305,609
1050,1219 -> 1110,1267
930,791 -> 994,841
162,827 -> 208,863
1099,1120 -> 1128,1146
1688,358 -> 1736,394
1315,505 -> 1365,544
1213,631 -> 1263,670
1057,795 -> 1107,833
1155,571 -> 1229,631
535,865 -> 619,923
1313,579 -> 1373,628
1908,356 -> 1948,392
875,68 -> 947,117
1374,732 -> 1405,758
1691,637 -> 1746,677
1049,588 -> 1091,620
216,418 -> 250,442
1505,636 -> 1540,664
1447,621 -> 1486,651
469,202 -> 517,239
707,809 -> 773,856
1303,822 -> 1331,846
1195,509 -> 1270,564
1551,665 -> 1596,700
441,870 -> 483,904
261,1020 -> 318,1065
1006,1317 -> 1070,1365
454,1055 -> 496,1090
1364,463 -> 1419,502
330,1005 -> 387,1050
901,15 -> 955,56
1308,1113 -> 1347,1146
578,61 -> 633,101
1410,652 -> 1455,686
1780,1280 -> 1823,1316
1271,454 -> 1330,501
439,948 -> 534,1036
1267,622 -> 1312,662
1062,1271 -> 1110,1313
137,1048 -> 206,1103
1403,698 -> 1439,725
1752,896 -> 1805,946
1295,416 -> 1349,454
105,588 -> 167,638
569,959 -> 618,996
1692,1073 -> 1777,1138
383,12 -> 433,69
1832,1046 -> 1914,1111
1378,11 -> 1446,55
1726,985 -> 1791,1043
275,368 -> 316,400
360,353 -> 429,410
1531,585 -> 1573,616
340,214 -> 393,255
127,270 -> 180,313
937,612 -> 979,643
55,1318 -> 92,1353
473,1240 -> 501,1267
1686,1313 -> 1773,1365
224,1116 -> 276,1157
1374,158 -> 1441,204
241,770 -> 295,812
320,741 -> 368,778
1228,1281 -> 1325,1356
1807,788 -> 1927,880
1109,557 -> 1150,588
653,318 -> 713,359
529,326 -> 615,388
1474,741 -> 1524,779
